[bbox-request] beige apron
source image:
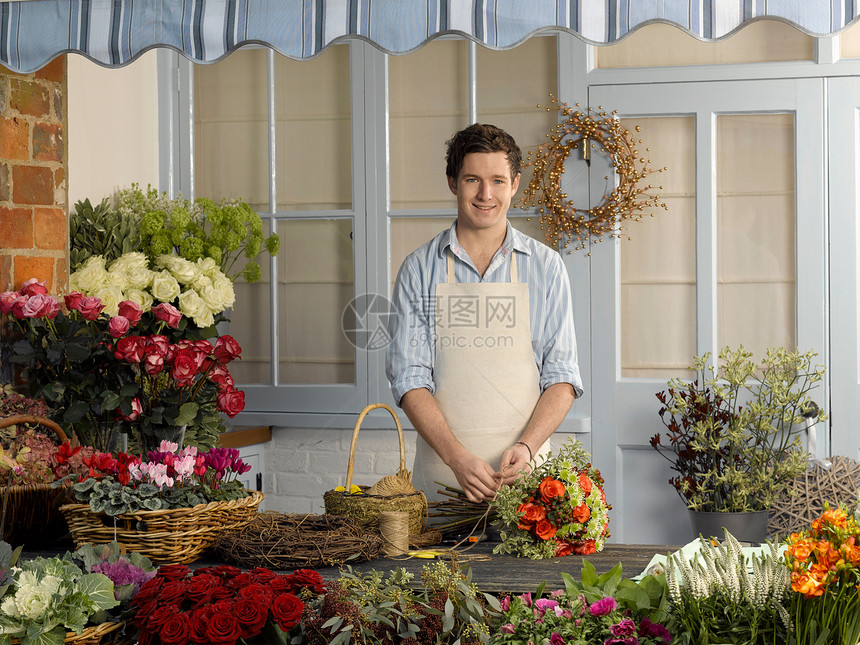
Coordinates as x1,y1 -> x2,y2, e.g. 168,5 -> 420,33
413,250 -> 548,503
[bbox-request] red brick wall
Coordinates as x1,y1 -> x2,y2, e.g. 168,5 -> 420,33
0,57 -> 67,293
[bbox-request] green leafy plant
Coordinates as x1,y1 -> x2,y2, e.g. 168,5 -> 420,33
665,530 -> 792,644
69,198 -> 141,272
116,183 -> 280,283
650,346 -> 826,513
302,561 -> 497,644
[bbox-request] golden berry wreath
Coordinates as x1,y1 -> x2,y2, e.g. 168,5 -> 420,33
518,95 -> 667,252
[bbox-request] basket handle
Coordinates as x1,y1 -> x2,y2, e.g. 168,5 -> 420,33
344,403 -> 405,491
0,415 -> 69,443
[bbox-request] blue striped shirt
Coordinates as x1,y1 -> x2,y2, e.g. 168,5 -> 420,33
386,220 -> 583,405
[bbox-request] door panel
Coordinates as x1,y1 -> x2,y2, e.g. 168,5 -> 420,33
589,79 -> 826,544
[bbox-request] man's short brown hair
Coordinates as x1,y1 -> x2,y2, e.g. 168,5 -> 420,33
445,123 -> 522,180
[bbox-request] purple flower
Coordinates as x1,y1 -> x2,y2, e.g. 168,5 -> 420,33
589,596 -> 617,617
550,633 -> 566,645
91,558 -> 156,599
610,618 -> 637,637
534,598 -> 560,617
639,617 -> 672,643
519,592 -> 533,608
499,595 -> 510,611
500,624 -> 516,634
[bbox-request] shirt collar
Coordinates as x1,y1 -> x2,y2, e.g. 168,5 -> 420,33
438,220 -> 534,259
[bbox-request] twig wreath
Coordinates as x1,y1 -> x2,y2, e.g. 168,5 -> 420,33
518,94 -> 667,252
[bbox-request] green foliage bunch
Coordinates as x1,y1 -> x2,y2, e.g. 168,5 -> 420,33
651,346 -> 826,513
116,184 -> 280,283
665,530 -> 792,644
302,561 -> 497,644
69,198 -> 141,272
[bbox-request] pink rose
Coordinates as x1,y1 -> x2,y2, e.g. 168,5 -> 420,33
117,397 -> 142,422
0,291 -> 21,314
217,387 -> 245,418
214,335 -> 242,364
109,315 -> 131,338
21,294 -> 60,319
152,302 -> 182,328
18,278 -> 47,296
118,300 -> 143,325
64,292 -> 84,311
78,296 -> 105,321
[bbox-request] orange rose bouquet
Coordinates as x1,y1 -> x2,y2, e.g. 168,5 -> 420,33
785,504 -> 860,644
490,438 -> 610,559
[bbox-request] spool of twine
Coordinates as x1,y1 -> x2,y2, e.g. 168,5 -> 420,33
379,511 -> 409,556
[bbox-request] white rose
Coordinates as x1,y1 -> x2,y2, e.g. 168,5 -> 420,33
200,276 -> 235,312
178,290 -> 215,328
92,285 -> 125,317
105,269 -> 130,291
196,256 -> 222,278
126,266 -> 154,290
70,256 -> 108,294
109,252 -> 148,273
125,288 -> 154,312
150,270 -> 181,303
192,274 -> 213,293
156,255 -> 199,285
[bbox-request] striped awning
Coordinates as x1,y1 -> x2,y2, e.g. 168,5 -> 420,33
1,0 -> 858,73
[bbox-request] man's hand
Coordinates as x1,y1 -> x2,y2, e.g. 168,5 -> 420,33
496,442 -> 532,486
448,449 -> 502,502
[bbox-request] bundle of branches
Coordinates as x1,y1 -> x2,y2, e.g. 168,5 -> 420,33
214,511 -> 383,569
427,483 -> 497,535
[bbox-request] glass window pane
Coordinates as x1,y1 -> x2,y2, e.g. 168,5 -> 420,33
278,218 -> 355,383
597,21 -> 813,68
620,116 -> 696,378
194,48 -> 269,209
476,36 -> 558,157
717,114 -> 796,356
390,40 -> 468,210
228,250 -> 271,385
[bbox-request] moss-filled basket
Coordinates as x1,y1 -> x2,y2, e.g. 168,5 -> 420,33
323,403 -> 427,536
0,414 -> 74,546
60,490 -> 264,566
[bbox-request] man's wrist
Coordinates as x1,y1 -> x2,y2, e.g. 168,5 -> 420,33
515,440 -> 533,461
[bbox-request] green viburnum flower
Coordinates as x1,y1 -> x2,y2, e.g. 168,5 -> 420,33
139,210 -> 166,236
265,233 -> 281,256
244,233 -> 262,258
169,206 -> 191,231
225,231 -> 242,253
149,230 -> 172,256
205,244 -> 222,261
180,236 -> 205,262
242,263 -> 262,283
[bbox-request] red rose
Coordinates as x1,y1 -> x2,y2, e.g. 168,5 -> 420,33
578,472 -> 593,495
133,599 -> 158,628
186,573 -> 222,606
118,299 -> 143,325
0,291 -> 22,314
171,347 -> 200,386
158,580 -> 189,607
234,597 -> 268,639
153,302 -> 183,328
214,334 -> 242,363
64,291 -> 84,311
226,572 -> 256,591
237,583 -> 274,609
19,278 -> 47,296
572,539 -> 597,555
115,335 -> 145,363
147,604 -> 181,630
534,519 -> 557,541
134,576 -> 165,605
148,335 -> 171,357
217,386 -> 245,418
78,296 -> 105,320
108,315 -> 130,338
211,565 -> 243,580
517,502 -> 546,530
142,350 -> 166,376
555,540 -> 575,557
249,567 -> 277,583
539,476 -> 566,500
270,593 -> 303,632
572,503 -> 591,524
208,364 -> 235,389
159,612 -> 191,645
205,606 -> 242,645
190,607 -> 213,645
286,569 -> 326,595
158,565 -> 191,581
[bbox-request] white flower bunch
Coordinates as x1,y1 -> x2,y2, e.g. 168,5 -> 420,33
69,251 -> 235,328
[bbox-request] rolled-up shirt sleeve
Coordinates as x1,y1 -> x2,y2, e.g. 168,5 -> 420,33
538,254 -> 583,398
386,256 -> 435,406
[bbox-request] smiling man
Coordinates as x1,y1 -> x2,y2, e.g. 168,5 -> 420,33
385,123 -> 583,505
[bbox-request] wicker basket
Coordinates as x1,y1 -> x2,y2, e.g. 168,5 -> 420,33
323,403 -> 427,536
11,620 -> 129,645
0,414 -> 74,545
60,489 -> 264,565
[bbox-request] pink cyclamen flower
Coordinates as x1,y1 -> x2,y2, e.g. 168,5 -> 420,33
499,596 -> 510,611
108,315 -> 130,338
589,596 -> 617,617
158,440 -> 180,454
550,633 -> 566,645
500,624 -> 516,635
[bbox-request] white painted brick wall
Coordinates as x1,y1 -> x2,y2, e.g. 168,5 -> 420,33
263,426 -> 418,515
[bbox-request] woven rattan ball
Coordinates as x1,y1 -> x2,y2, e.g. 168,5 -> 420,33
769,456 -> 860,538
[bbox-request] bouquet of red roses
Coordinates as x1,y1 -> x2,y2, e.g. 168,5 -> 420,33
131,563 -> 325,645
490,438 -> 610,559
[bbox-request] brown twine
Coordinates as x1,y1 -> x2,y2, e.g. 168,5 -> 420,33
379,511 -> 409,556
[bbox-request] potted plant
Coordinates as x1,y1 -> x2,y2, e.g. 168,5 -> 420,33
650,346 -> 826,542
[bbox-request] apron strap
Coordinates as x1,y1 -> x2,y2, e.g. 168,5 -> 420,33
445,249 -> 519,283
